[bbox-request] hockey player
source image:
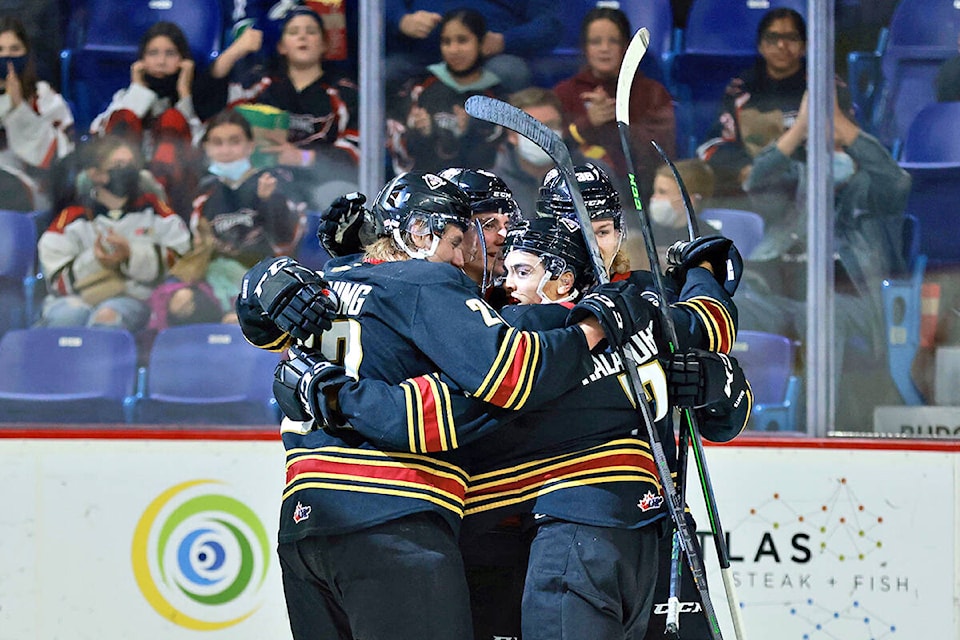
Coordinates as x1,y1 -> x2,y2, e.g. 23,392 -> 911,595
279,214 -> 749,639
237,170 -> 654,640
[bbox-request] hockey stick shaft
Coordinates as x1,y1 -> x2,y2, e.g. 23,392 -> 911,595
465,93 -> 723,640
648,123 -> 748,640
615,27 -> 735,640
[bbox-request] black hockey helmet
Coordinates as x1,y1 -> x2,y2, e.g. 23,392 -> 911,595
438,167 -> 522,220
503,216 -> 595,291
536,162 -> 623,229
372,171 -> 472,238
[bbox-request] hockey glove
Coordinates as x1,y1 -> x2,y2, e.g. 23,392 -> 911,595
666,348 -> 747,412
243,256 -> 340,342
318,192 -> 369,258
273,346 -> 353,428
566,281 -> 652,349
665,235 -> 743,295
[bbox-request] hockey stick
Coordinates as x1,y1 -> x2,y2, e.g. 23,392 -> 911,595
465,93 -> 724,640
616,27 -> 744,639
650,139 -> 749,640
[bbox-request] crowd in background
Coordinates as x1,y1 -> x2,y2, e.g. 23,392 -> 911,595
0,0 -> 957,429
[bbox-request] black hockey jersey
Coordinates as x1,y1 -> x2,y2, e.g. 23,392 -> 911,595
277,259 -> 599,542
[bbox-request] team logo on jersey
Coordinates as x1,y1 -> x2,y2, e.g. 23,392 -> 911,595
293,501 -> 312,523
131,480 -> 271,630
638,490 -> 664,512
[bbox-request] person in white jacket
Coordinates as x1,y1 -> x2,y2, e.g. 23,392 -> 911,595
0,16 -> 74,212
38,135 -> 190,331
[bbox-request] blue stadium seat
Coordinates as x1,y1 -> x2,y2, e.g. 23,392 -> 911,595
61,0 -> 224,132
700,207 -> 765,259
131,323 -> 281,425
898,102 -> 960,268
882,252 -> 927,405
0,327 -> 138,423
732,329 -> 800,431
847,0 -> 960,150
0,209 -> 42,334
669,0 -> 807,156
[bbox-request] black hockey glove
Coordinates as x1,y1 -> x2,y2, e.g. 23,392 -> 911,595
666,349 -> 746,413
665,235 -> 743,295
566,281 -> 653,349
318,192 -> 369,258
243,256 -> 340,342
273,346 -> 353,428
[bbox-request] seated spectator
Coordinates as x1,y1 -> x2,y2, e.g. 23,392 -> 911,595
698,8 -> 812,205
384,0 -> 562,94
936,32 -> 960,102
737,90 -> 910,427
37,135 -> 191,332
552,5 -> 675,201
387,8 -> 506,175
170,108 -> 302,322
89,21 -> 214,220
212,6 -> 359,210
648,158 -> 716,264
490,87 -> 595,218
0,16 -> 74,212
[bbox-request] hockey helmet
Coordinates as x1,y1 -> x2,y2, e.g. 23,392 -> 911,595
503,216 -> 595,291
536,162 -> 623,229
438,167 -> 522,220
372,171 -> 472,239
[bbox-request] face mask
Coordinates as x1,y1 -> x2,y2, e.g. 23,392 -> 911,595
648,197 -> 679,227
144,71 -> 180,99
105,165 -> 140,198
0,55 -> 27,76
516,135 -> 554,166
209,158 -> 252,182
833,150 -> 856,185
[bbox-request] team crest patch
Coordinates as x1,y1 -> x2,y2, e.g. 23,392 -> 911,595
638,491 -> 664,512
293,501 -> 312,524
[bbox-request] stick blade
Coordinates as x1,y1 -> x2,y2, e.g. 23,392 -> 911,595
464,95 -> 571,168
616,27 -> 651,124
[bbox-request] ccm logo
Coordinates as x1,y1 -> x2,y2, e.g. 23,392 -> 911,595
653,602 -> 703,615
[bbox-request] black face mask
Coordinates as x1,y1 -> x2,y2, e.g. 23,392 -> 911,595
144,71 -> 180,100
105,165 -> 140,198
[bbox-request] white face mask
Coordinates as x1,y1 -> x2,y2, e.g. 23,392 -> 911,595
648,197 -> 680,227
833,151 -> 856,185
515,135 -> 554,166
209,158 -> 252,182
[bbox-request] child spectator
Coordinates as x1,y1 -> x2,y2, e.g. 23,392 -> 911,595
648,158 -> 716,264
552,5 -> 676,201
0,16 -> 74,212
185,108 -> 302,317
384,0 -> 562,95
212,6 -> 359,210
387,8 -> 506,175
37,135 -> 190,332
89,21 -> 213,220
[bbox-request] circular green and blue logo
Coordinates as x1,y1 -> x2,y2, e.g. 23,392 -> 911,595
132,480 -> 271,630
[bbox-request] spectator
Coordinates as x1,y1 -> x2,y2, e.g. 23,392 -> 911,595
0,16 -> 74,212
214,6 -> 360,211
935,32 -> 960,102
648,158 -> 716,264
552,5 -> 676,200
89,21 -> 211,220
738,90 -> 911,427
37,135 -> 191,332
187,108 -> 302,316
698,8 -> 810,204
490,87 -> 593,218
387,8 -> 506,175
384,0 -> 562,94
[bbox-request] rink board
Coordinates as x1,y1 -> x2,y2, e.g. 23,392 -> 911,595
0,430 -> 957,639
